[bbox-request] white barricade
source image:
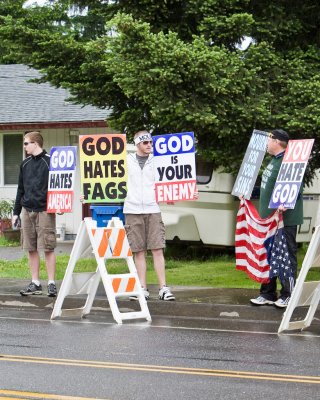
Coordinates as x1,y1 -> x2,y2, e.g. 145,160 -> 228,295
278,225 -> 320,333
51,217 -> 151,324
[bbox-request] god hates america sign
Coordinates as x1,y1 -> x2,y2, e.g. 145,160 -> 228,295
153,132 -> 196,202
269,139 -> 314,209
47,146 -> 77,213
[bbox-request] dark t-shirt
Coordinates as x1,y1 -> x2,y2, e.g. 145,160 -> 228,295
136,154 -> 148,169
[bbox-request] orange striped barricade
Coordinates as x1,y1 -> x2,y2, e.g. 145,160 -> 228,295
51,217 -> 151,324
278,225 -> 320,333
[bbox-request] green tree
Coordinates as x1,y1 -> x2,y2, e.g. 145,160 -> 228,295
0,0 -> 319,178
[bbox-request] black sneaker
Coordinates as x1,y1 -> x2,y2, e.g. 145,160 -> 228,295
20,282 -> 42,296
47,283 -> 57,297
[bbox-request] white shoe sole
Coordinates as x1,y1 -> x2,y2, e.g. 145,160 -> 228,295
250,299 -> 274,306
274,303 -> 288,309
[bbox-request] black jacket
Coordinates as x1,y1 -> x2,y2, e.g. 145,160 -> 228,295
13,150 -> 50,215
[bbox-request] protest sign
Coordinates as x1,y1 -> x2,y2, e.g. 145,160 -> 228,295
79,134 -> 127,203
153,132 -> 196,202
232,130 -> 269,199
47,146 -> 77,213
269,139 -> 314,209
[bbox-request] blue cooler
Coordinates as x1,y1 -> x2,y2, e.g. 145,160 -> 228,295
90,204 -> 125,227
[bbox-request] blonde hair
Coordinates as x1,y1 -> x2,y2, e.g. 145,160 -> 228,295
24,131 -> 43,148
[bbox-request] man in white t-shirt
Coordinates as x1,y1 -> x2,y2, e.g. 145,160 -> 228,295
124,130 -> 175,301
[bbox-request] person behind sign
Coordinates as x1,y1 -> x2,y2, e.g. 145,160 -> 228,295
250,129 -> 303,308
12,131 -> 58,297
123,130 -> 175,301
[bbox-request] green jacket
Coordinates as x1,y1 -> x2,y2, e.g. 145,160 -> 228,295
259,153 -> 303,226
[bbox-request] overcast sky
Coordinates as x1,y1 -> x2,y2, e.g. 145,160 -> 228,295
23,0 -> 46,7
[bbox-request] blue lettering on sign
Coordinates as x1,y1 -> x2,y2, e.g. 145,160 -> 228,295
153,132 -> 195,156
50,146 -> 77,171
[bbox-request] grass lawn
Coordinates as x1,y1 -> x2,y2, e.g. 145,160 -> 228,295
0,237 -> 319,289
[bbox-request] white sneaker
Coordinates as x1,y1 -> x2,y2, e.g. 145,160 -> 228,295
250,295 -> 274,306
159,286 -> 175,301
129,288 -> 150,301
274,297 -> 290,309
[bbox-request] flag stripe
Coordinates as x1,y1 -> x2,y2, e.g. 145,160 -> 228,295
235,199 -> 283,283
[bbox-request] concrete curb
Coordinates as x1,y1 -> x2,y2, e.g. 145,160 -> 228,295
0,292 -> 289,323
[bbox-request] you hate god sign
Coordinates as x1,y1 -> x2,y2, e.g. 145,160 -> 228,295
269,139 -> 314,209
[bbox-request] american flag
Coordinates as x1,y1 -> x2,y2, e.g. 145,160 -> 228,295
235,199 -> 293,284
268,227 -> 295,290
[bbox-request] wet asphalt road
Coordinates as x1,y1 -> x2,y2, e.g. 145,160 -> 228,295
1,243 -> 319,398
0,307 -> 319,400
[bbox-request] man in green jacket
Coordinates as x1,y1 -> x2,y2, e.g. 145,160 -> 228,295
250,129 -> 303,308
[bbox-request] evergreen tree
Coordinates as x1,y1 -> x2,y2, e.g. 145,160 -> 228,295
0,0 -> 319,177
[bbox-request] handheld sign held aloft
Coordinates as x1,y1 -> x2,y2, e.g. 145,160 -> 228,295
79,134 -> 127,203
231,130 -> 269,199
269,139 -> 314,209
47,146 -> 77,213
153,132 -> 197,202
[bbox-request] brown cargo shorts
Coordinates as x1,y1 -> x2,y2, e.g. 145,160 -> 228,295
21,208 -> 56,252
124,213 -> 165,252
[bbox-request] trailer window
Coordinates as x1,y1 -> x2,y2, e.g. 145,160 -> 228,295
196,159 -> 214,184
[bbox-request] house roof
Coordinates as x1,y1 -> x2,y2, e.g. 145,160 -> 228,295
0,64 -> 111,129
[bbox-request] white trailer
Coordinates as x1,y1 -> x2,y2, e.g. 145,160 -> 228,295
160,156 -> 320,247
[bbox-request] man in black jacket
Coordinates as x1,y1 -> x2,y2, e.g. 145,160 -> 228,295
13,131 -> 57,297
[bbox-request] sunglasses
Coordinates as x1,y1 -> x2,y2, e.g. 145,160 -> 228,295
24,141 -> 35,146
142,141 -> 153,145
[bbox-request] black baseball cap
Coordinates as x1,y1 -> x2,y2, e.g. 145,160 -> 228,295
271,129 -> 289,143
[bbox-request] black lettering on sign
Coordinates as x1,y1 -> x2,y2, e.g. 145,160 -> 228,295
83,136 -> 125,157
157,164 -> 192,181
82,137 -> 95,156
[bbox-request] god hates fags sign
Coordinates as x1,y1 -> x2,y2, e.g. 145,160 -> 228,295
153,132 -> 196,202
79,134 -> 127,203
269,139 -> 314,209
47,146 -> 77,213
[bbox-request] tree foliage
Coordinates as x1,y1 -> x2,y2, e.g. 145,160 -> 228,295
0,0 -> 320,179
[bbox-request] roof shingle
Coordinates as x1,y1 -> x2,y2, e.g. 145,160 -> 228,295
0,64 -> 111,124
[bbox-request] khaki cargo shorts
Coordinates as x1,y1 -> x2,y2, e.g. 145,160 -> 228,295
124,213 -> 165,252
21,208 -> 56,252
